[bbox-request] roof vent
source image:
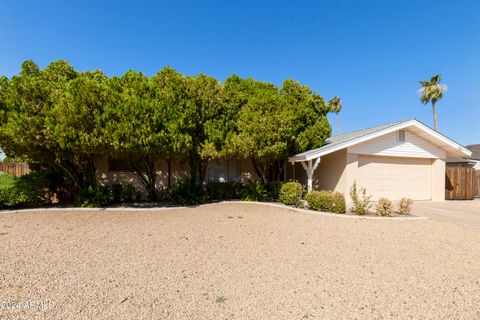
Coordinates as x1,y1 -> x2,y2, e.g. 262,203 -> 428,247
398,130 -> 405,142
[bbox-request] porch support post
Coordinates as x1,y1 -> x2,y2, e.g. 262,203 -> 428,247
301,158 -> 321,192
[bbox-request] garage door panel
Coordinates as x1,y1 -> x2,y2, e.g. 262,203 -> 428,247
357,155 -> 431,200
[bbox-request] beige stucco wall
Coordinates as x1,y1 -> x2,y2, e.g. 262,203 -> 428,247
312,149 -> 347,192
95,156 -> 145,192
94,157 -> 257,196
290,149 -> 347,195
344,152 -> 359,210
431,158 -> 446,201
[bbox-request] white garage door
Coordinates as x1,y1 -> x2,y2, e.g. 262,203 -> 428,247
357,155 -> 432,200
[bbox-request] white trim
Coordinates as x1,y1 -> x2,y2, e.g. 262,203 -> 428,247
289,119 -> 472,162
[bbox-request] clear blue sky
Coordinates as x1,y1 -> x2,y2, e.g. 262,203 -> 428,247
1,0 -> 479,146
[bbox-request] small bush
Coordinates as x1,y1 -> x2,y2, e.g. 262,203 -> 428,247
206,182 -> 243,200
77,185 -> 112,208
305,190 -> 346,213
349,181 -> 372,215
0,174 -> 30,207
278,182 -> 303,205
330,191 -> 346,214
398,197 -> 413,215
266,181 -> 284,201
375,197 -> 393,216
171,180 -> 205,205
122,184 -> 137,202
15,170 -> 55,204
110,183 -> 138,203
241,180 -> 267,202
111,184 -> 123,203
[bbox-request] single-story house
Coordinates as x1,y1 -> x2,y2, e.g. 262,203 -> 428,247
288,119 -> 471,207
95,118 -> 472,206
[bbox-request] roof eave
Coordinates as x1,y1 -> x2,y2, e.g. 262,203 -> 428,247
288,119 -> 472,162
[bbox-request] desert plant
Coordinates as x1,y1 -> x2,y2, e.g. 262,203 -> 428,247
349,181 -> 372,215
278,182 -> 303,205
375,197 -> 393,216
241,180 -> 267,201
171,180 -> 205,205
305,190 -> 333,211
330,191 -> 346,214
398,197 -> 413,215
305,190 -> 346,213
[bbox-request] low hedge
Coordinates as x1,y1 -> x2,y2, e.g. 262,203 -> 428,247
278,182 -> 303,205
305,190 -> 346,214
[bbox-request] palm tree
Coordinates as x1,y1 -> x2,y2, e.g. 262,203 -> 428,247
328,96 -> 342,134
418,74 -> 447,131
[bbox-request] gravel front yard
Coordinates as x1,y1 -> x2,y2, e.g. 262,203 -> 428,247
1,203 -> 480,319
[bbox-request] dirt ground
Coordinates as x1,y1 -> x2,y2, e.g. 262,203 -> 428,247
1,203 -> 479,319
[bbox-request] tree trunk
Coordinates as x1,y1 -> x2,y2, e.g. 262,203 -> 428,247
131,157 -> 158,201
198,159 -> 208,185
251,158 -> 267,184
167,159 -> 171,189
432,101 -> 438,131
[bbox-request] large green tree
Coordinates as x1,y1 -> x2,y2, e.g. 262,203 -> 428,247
419,74 -> 447,131
226,78 -> 334,183
0,60 -> 340,199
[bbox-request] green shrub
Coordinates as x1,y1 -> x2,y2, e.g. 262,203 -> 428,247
15,170 -> 55,204
398,197 -> 413,215
278,182 -> 303,205
0,174 -> 29,207
77,185 -> 112,208
375,197 -> 393,216
111,184 -> 123,203
122,184 -> 137,202
171,180 -> 205,205
266,181 -> 284,201
241,180 -> 267,201
110,184 -> 138,203
349,181 -> 372,215
206,182 -> 243,200
304,190 -> 345,213
330,191 -> 346,213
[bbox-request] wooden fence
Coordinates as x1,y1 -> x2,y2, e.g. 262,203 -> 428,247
0,162 -> 31,177
477,173 -> 480,198
445,167 -> 477,200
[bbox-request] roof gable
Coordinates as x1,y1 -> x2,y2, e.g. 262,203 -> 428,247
289,119 -> 471,162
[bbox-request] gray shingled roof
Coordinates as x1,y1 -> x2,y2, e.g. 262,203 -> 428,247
466,144 -> 480,160
292,119 -> 412,158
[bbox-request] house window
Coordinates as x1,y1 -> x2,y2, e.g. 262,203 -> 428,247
206,159 -> 240,182
398,130 -> 406,143
108,158 -> 131,172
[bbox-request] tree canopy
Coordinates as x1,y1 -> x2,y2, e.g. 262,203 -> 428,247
0,60 -> 341,198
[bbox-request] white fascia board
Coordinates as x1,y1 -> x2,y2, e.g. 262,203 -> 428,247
288,119 -> 471,162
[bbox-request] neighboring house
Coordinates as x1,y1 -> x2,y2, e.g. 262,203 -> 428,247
446,144 -> 480,198
288,119 -> 471,207
95,118 -> 472,205
447,144 -> 480,169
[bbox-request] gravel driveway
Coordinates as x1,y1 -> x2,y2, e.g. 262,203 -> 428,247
1,203 -> 480,319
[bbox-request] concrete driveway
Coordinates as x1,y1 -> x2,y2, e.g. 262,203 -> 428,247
412,199 -> 480,228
